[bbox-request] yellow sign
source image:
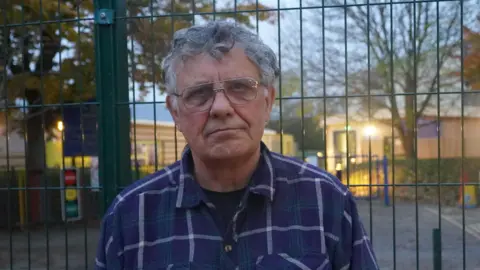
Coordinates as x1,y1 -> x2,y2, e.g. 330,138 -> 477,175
65,188 -> 77,201
458,185 -> 477,208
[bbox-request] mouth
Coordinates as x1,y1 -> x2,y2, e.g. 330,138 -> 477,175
208,128 -> 241,136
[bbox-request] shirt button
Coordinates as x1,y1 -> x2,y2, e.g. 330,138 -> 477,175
224,244 -> 233,252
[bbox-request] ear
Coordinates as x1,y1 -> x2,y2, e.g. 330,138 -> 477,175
166,95 -> 182,131
263,86 -> 276,122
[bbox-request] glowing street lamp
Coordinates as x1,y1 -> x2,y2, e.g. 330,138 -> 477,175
57,121 -> 64,131
363,125 -> 377,137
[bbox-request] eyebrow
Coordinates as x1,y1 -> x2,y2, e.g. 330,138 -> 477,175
183,76 -> 257,89
184,80 -> 214,88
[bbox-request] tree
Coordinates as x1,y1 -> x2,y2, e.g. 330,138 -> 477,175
267,117 -> 326,153
455,16 -> 480,90
268,69 -> 340,152
282,0 -> 479,161
1,0 -> 275,221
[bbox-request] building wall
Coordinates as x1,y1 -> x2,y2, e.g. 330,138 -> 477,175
0,121 -> 297,169
128,122 -> 297,167
325,117 -> 480,172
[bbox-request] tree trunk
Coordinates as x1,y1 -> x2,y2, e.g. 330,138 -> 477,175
25,90 -> 46,226
398,93 -> 418,181
400,128 -> 416,160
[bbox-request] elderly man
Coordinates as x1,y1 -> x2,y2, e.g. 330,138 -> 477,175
95,20 -> 378,270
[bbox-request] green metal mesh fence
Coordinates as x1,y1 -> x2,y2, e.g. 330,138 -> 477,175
1,0 -> 479,269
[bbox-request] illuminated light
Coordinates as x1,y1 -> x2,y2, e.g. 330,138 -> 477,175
335,163 -> 343,171
317,152 -> 324,158
363,125 -> 377,137
57,121 -> 64,131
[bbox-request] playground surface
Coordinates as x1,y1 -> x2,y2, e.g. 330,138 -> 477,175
0,200 -> 479,270
357,200 -> 480,270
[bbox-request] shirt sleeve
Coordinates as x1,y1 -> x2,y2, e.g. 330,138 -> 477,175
95,206 -> 124,269
333,192 -> 379,270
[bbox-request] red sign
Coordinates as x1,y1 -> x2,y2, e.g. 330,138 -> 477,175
64,169 -> 77,186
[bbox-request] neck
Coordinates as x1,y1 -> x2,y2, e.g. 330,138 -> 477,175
192,147 -> 261,192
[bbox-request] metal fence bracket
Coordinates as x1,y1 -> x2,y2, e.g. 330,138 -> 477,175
95,9 -> 114,25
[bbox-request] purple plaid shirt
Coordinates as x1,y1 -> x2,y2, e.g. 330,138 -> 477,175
95,143 -> 379,269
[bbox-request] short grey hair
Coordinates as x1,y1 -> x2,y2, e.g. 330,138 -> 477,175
161,20 -> 280,95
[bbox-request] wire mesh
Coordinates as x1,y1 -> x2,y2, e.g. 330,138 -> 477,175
1,0 -> 479,269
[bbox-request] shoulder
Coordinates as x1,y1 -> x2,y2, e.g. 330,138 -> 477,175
269,152 -> 350,197
103,161 -> 182,218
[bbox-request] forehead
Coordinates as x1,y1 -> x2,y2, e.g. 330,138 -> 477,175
175,47 -> 260,89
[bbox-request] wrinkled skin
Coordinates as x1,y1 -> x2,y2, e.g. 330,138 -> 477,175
166,47 -> 276,191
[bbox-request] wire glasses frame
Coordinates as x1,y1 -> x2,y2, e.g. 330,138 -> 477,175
172,77 -> 261,112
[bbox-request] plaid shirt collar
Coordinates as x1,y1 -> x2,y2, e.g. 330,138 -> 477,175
175,142 -> 276,208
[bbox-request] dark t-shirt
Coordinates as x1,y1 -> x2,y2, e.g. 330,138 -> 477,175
202,188 -> 246,234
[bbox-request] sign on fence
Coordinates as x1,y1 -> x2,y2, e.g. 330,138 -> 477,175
60,168 -> 83,222
63,101 -> 98,157
90,157 -> 100,191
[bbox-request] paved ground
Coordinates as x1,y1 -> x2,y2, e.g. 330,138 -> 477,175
0,223 -> 100,270
0,200 -> 479,270
356,200 -> 480,270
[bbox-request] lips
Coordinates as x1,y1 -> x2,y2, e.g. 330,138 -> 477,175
209,128 -> 237,134
207,128 -> 242,136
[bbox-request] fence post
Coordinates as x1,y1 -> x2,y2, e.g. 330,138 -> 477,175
383,155 -> 389,206
93,0 -> 132,212
432,228 -> 442,270
375,156 -> 380,198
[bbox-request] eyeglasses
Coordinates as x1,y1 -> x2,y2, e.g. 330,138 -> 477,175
172,77 -> 260,112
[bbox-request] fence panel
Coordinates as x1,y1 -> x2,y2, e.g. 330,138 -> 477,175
1,0 -> 479,269
1,0 -> 104,269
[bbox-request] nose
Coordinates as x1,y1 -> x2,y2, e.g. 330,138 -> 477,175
209,90 -> 234,118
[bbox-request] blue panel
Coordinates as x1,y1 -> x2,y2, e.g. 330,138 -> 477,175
63,102 -> 98,157
417,119 -> 441,138
400,118 -> 441,138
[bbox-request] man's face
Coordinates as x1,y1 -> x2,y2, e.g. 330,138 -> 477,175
166,47 -> 276,162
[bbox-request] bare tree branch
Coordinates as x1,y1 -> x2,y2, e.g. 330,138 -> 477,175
281,0 -> 479,159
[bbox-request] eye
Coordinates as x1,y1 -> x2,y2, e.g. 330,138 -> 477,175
227,78 -> 254,92
230,83 -> 247,91
183,85 -> 213,106
184,85 -> 209,98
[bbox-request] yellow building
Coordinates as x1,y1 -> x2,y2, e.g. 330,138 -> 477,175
323,114 -> 480,172
0,119 -> 297,228
44,119 -> 297,169
321,109 -> 480,198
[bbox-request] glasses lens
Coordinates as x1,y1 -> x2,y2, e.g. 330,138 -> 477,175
182,83 -> 214,110
180,78 -> 259,111
224,78 -> 258,104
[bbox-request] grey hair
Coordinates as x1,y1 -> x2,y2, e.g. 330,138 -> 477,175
161,20 -> 280,96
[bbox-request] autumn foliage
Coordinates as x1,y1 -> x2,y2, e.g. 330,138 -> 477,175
458,21 -> 480,90
1,0 -> 276,171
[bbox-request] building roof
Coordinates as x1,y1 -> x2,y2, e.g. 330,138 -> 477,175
321,106 -> 480,126
130,103 -> 173,122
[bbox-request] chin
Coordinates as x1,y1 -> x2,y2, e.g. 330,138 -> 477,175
207,140 -> 252,160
